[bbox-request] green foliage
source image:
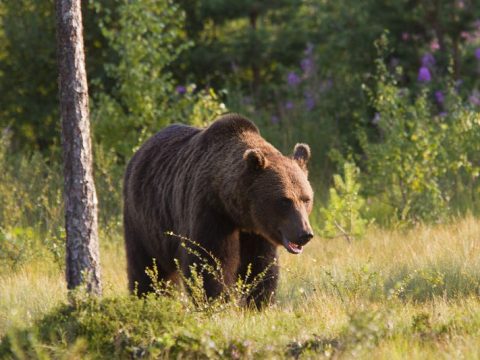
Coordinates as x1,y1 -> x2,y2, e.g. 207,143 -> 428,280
0,295 -> 228,359
320,162 -> 367,240
0,131 -> 64,269
0,0 -> 57,150
189,88 -> 228,127
0,129 -> 127,267
361,35 -> 480,224
287,309 -> 392,358
0,0 -> 112,150
176,0 -> 306,90
322,267 -> 382,306
91,0 -> 189,157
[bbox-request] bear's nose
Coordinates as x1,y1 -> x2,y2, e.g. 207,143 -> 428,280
297,231 -> 314,245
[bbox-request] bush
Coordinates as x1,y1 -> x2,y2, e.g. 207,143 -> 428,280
320,162 -> 367,240
360,35 -> 480,224
91,0 -> 189,158
0,295 -> 226,359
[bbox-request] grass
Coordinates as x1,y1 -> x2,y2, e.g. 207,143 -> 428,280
2,216 -> 480,358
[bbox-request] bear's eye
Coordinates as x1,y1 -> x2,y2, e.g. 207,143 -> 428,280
279,197 -> 293,207
300,196 -> 311,204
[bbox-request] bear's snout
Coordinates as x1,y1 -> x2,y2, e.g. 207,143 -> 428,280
297,231 -> 314,246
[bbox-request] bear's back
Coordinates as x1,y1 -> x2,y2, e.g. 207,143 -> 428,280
201,114 -> 259,144
124,123 -> 200,207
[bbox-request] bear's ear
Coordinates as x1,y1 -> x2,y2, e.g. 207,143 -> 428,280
293,143 -> 311,170
243,148 -> 268,170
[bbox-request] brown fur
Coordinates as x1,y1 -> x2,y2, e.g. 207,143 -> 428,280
123,114 -> 314,307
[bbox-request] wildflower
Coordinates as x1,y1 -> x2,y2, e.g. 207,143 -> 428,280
176,85 -> 186,95
372,112 -> 381,125
271,115 -> 280,125
287,72 -> 301,87
475,48 -> 480,60
469,90 -> 480,106
301,58 -> 314,76
304,92 -> 315,111
461,31 -> 472,42
285,101 -> 294,110
417,66 -> 432,83
435,90 -> 444,104
430,38 -> 440,51
402,32 -> 409,41
421,53 -> 435,68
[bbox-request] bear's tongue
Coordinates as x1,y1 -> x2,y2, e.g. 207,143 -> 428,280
286,241 -> 303,254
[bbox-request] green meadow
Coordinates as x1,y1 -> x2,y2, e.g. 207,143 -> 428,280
3,216 -> 480,358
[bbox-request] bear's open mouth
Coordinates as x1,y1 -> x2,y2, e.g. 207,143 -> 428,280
286,241 -> 303,254
280,234 -> 303,254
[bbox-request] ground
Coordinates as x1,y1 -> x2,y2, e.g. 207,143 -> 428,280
2,217 -> 480,358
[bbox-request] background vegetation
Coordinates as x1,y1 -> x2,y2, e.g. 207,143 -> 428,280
1,0 -> 480,358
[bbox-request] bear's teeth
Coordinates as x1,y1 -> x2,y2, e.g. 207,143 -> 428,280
288,242 -> 303,253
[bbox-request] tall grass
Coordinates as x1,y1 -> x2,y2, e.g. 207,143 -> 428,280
2,216 -> 480,358
2,133 -> 480,358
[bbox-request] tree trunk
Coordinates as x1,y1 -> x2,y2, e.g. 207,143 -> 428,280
55,0 -> 102,295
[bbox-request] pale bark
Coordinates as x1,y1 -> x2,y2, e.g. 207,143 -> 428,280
56,0 -> 102,295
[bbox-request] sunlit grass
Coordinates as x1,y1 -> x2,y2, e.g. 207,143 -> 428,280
2,216 -> 480,357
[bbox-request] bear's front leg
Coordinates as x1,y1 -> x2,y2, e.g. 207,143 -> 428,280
238,232 -> 279,308
184,209 -> 240,301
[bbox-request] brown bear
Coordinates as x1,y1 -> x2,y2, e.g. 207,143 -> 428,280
123,114 -> 314,307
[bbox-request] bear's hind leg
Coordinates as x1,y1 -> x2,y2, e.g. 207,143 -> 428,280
124,218 -> 173,296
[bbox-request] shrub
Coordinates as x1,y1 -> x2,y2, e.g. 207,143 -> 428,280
320,162 -> 367,240
361,35 -> 480,224
0,294 -> 226,359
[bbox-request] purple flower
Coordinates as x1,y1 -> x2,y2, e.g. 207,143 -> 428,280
271,115 -> 280,125
285,101 -> 294,110
402,32 -> 409,41
372,112 -> 381,125
461,31 -> 472,42
176,85 -> 186,95
439,112 -> 448,117
304,92 -> 315,111
301,58 -> 314,76
304,43 -> 314,57
475,48 -> 480,60
469,90 -> 480,106
435,90 -> 444,104
421,53 -> 435,68
417,66 -> 432,83
287,72 -> 301,87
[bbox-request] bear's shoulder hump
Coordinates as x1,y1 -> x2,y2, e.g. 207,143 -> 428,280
204,114 -> 259,138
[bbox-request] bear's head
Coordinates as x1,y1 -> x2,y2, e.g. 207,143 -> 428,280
243,143 -> 314,254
